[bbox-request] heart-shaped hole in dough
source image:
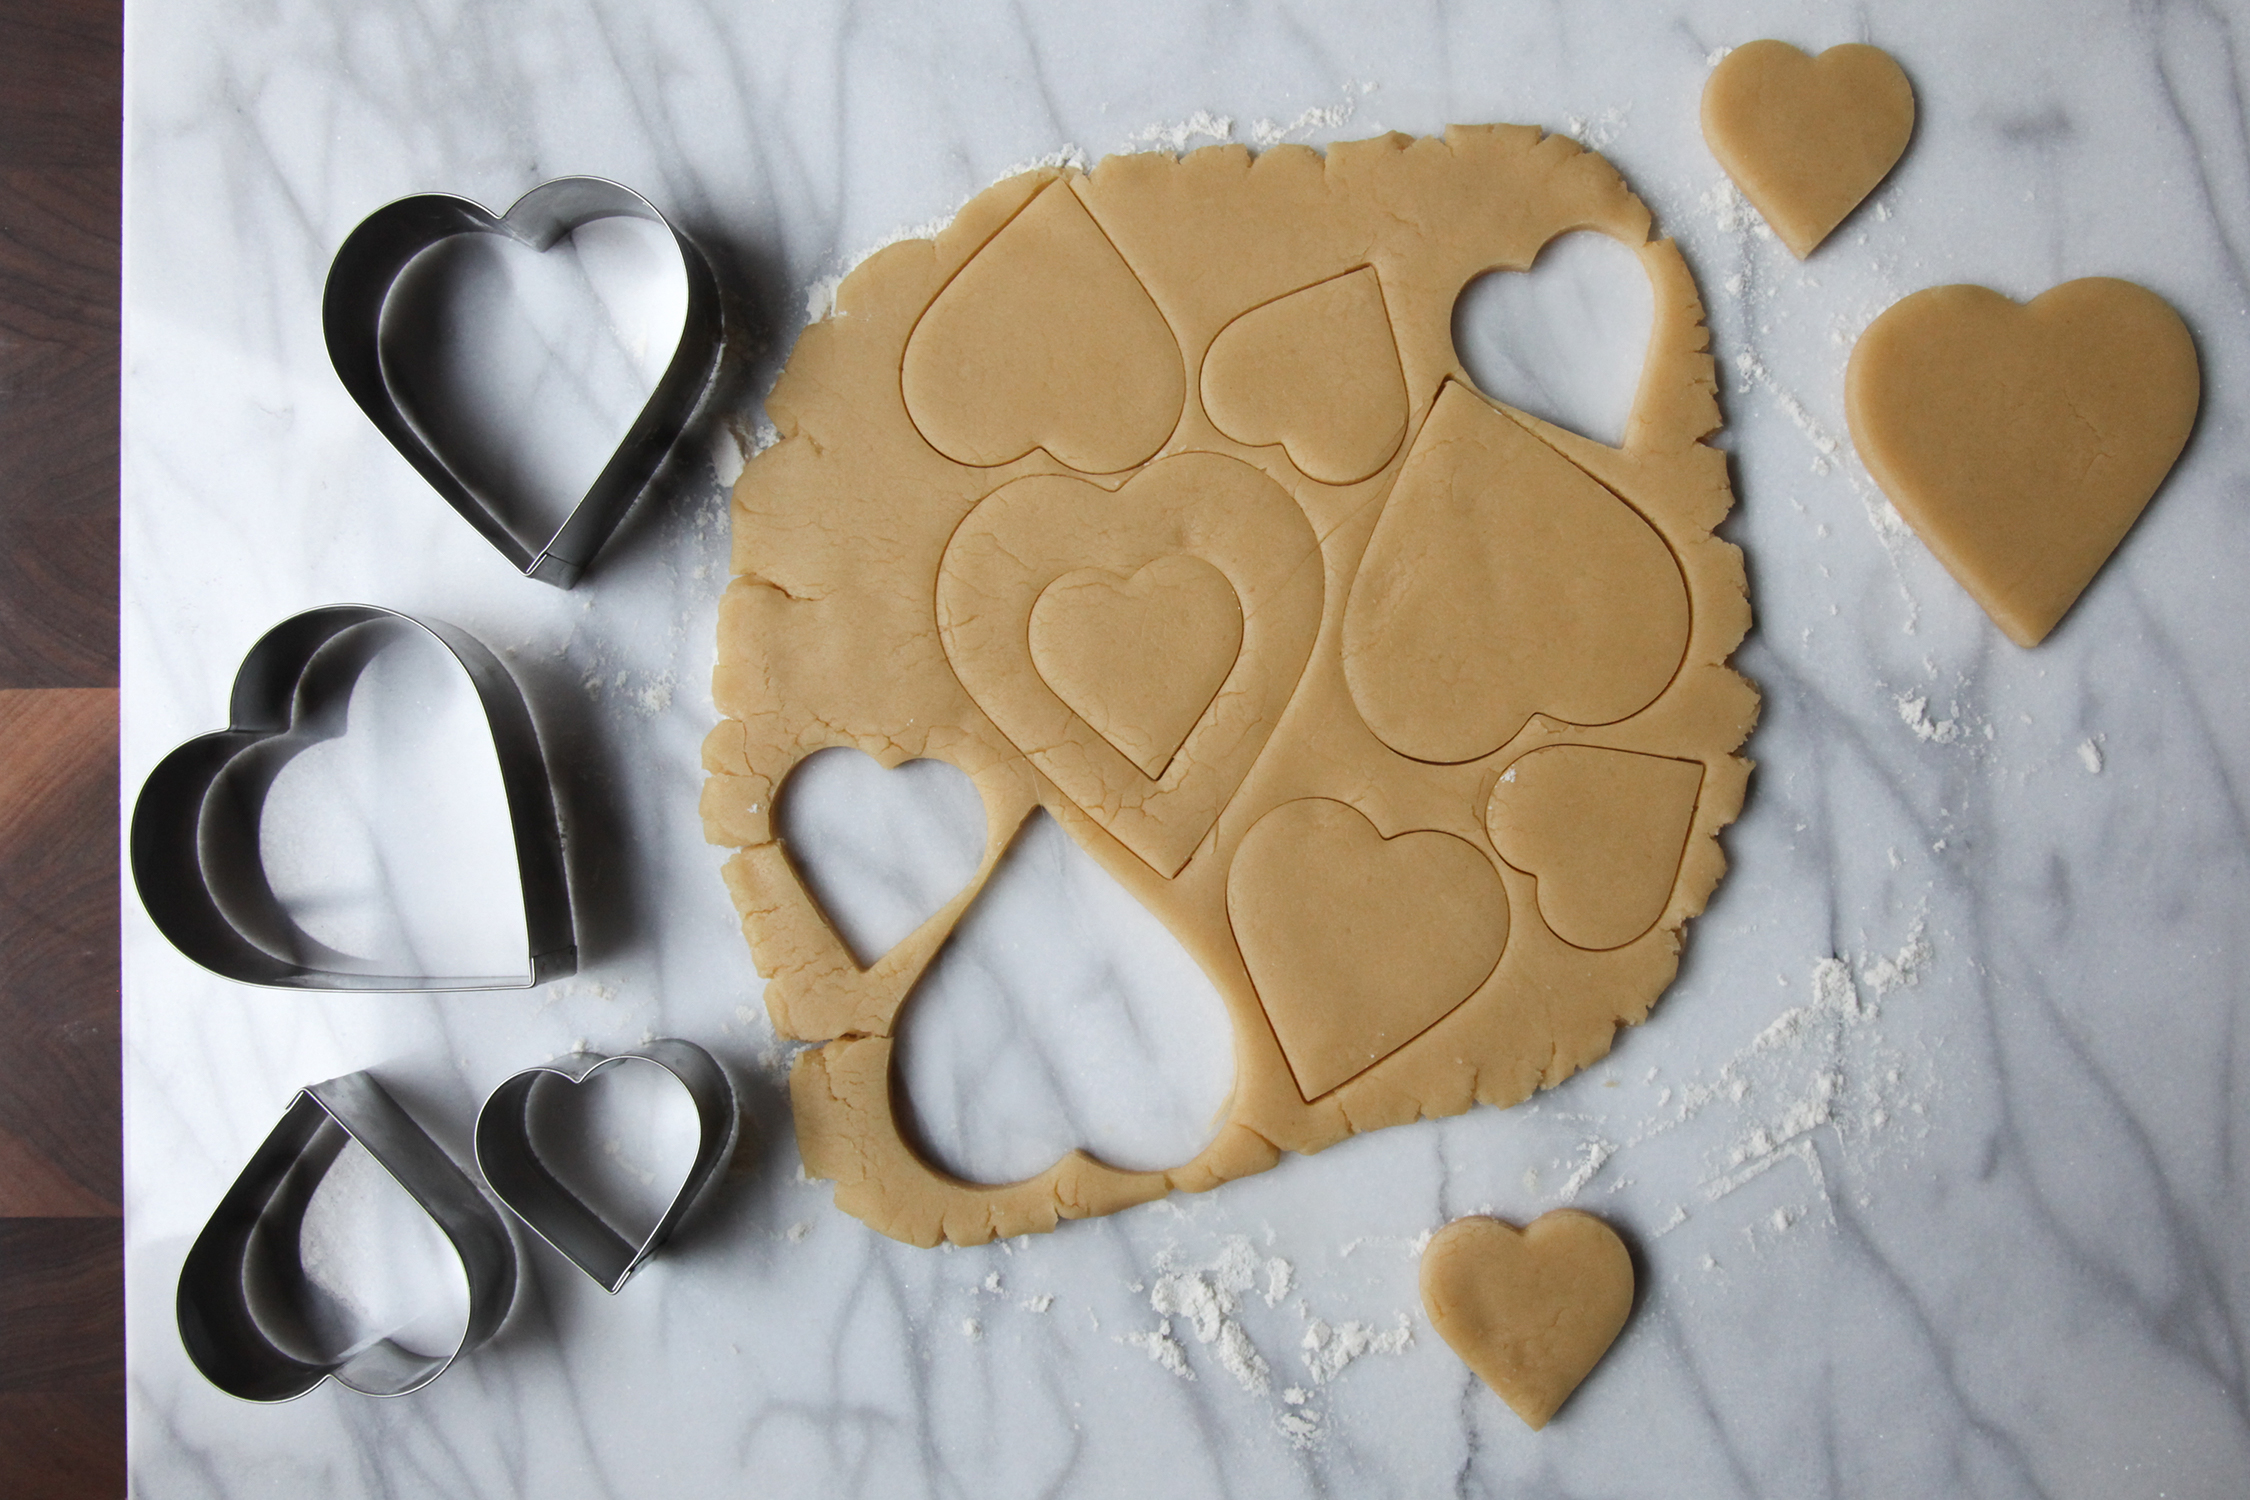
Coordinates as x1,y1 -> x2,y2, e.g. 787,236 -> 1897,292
893,809 -> 1234,1184
776,747 -> 989,969
379,215 -> 689,553
1452,230 -> 1654,449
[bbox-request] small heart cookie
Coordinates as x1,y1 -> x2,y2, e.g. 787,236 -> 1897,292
1846,279 -> 2200,646
1420,1211 -> 1634,1430
1701,40 -> 1915,258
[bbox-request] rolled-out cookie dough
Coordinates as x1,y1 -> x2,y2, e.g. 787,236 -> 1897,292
705,127 -> 1757,1247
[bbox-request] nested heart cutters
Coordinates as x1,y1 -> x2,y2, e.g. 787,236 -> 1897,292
475,1040 -> 740,1293
177,1071 -> 518,1402
130,605 -> 576,990
324,176 -> 725,588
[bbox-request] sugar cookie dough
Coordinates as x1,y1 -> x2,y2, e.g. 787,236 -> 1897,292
705,127 -> 1757,1247
1701,40 -> 1915,259
1421,1211 -> 1635,1430
1846,278 -> 2199,647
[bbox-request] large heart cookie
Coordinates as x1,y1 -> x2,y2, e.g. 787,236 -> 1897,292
1701,41 -> 1915,259
1846,279 -> 2200,646
938,451 -> 1322,877
1420,1211 -> 1635,1431
1227,798 -> 1509,1099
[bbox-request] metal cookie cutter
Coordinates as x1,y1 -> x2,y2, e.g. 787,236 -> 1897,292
178,1071 -> 518,1401
130,604 -> 576,989
476,1039 -> 739,1293
324,175 -> 725,589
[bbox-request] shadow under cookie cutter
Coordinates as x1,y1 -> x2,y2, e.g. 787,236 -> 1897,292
130,604 -> 576,990
324,175 -> 725,589
178,1071 -> 518,1402
475,1039 -> 739,1293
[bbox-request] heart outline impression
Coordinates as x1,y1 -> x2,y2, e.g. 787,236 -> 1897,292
324,176 -> 725,589
937,450 -> 1324,878
474,1039 -> 740,1294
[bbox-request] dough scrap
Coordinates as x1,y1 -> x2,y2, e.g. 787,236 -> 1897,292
1845,278 -> 2200,647
707,127 -> 1758,1246
1700,40 -> 1915,259
1420,1211 -> 1635,1431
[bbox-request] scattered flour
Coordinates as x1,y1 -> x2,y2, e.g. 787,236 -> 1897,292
1125,1321 -> 1193,1380
961,1318 -> 982,1343
2078,737 -> 2105,774
1020,1294 -> 1053,1314
1249,82 -> 1377,149
1301,1315 -> 1413,1383
1896,693 -> 1969,744
1562,106 -> 1629,152
1125,110 -> 1235,154
1559,1138 -> 1618,1201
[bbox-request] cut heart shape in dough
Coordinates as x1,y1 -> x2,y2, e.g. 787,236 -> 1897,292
1227,798 -> 1509,1100
776,748 -> 989,969
1420,1210 -> 1635,1430
894,810 -> 1234,1184
1846,278 -> 2200,647
1700,40 -> 1915,259
1029,555 -> 1245,780
939,451 -> 1323,877
1200,265 -> 1410,484
1343,381 -> 1691,764
1486,745 -> 1705,951
901,180 -> 1184,474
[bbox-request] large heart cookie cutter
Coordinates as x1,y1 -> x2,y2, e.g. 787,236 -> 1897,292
324,176 -> 725,588
474,1039 -> 739,1293
130,605 -> 576,990
177,1071 -> 519,1402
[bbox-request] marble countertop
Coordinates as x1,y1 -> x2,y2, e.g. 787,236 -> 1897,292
122,1 -> 2250,1495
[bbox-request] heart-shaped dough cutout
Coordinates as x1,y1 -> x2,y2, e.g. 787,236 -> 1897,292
1701,40 -> 1915,259
1201,266 -> 1409,484
1846,278 -> 2200,647
1420,1211 -> 1634,1431
1227,798 -> 1509,1100
1487,746 -> 1704,951
1343,381 -> 1690,765
902,180 -> 1184,474
1029,555 -> 1244,780
939,451 -> 1323,877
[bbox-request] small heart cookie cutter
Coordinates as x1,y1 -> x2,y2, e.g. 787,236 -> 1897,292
324,176 -> 726,588
130,604 -> 577,990
177,1071 -> 519,1402
475,1039 -> 740,1293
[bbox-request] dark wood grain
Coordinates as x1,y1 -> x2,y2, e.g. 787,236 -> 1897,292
0,0 -> 120,691
0,0 -> 124,1495
0,1221 -> 126,1500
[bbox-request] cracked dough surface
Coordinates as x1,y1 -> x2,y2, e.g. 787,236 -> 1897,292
704,127 -> 1757,1247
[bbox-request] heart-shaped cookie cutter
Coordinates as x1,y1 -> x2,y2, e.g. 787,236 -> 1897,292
475,1039 -> 739,1293
324,176 -> 725,588
177,1071 -> 519,1402
130,604 -> 576,990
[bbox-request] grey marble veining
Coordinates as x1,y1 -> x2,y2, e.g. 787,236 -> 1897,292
122,1 -> 2250,1495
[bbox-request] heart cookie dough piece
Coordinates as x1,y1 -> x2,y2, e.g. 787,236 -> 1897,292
1487,746 -> 1704,951
1701,40 -> 1915,259
1227,798 -> 1509,1100
1420,1211 -> 1635,1431
1029,555 -> 1245,780
1846,279 -> 2200,647
1200,266 -> 1409,485
902,181 -> 1184,474
1343,381 -> 1690,765
939,451 -> 1323,877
